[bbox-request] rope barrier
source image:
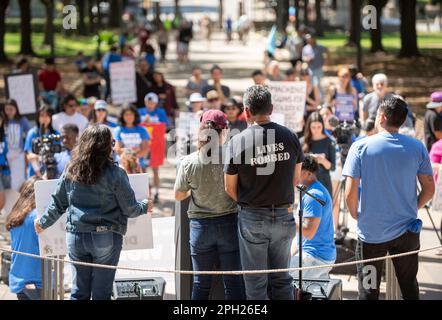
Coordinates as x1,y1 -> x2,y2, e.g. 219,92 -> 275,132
1,244 -> 441,276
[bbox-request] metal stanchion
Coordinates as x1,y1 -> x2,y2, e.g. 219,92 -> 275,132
41,255 -> 66,300
58,256 -> 65,300
385,257 -> 401,300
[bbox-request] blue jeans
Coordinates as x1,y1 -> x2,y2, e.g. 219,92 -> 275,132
290,253 -> 335,279
66,231 -> 123,300
189,214 -> 245,300
238,207 -> 296,300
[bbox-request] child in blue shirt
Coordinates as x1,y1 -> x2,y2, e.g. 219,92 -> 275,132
114,104 -> 150,172
5,177 -> 42,300
0,111 -> 11,211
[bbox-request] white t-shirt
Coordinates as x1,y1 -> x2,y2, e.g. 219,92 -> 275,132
52,112 -> 89,133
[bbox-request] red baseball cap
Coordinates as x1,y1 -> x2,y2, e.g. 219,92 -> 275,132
200,110 -> 228,130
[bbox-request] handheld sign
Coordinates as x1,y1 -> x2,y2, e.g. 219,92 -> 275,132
432,167 -> 442,211
35,173 -> 152,256
268,81 -> 307,132
335,93 -> 355,122
110,60 -> 137,105
175,112 -> 200,160
4,73 -> 38,115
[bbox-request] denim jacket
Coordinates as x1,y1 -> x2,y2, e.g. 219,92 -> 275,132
38,163 -> 148,235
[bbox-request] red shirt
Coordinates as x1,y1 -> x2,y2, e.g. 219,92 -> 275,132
38,69 -> 61,91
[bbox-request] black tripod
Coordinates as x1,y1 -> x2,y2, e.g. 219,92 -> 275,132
295,184 -> 325,300
333,177 -> 350,243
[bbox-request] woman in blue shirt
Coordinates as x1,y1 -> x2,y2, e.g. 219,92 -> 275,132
0,111 -> 11,212
24,105 -> 59,178
3,99 -> 30,191
5,176 -> 42,300
35,125 -> 153,300
114,104 -> 150,172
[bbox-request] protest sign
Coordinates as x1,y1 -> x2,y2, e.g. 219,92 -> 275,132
335,93 -> 355,121
268,81 -> 307,132
110,60 -> 137,105
35,174 -> 152,256
142,122 -> 167,168
4,73 -> 38,115
175,112 -> 200,160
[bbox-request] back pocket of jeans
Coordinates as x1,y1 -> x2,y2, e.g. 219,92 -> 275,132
91,232 -> 114,253
238,218 -> 264,244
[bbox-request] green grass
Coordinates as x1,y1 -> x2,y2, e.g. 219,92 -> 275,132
318,31 -> 442,55
4,31 -> 442,59
4,32 -> 112,58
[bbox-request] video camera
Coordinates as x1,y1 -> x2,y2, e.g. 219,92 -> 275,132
32,134 -> 62,179
332,121 -> 358,165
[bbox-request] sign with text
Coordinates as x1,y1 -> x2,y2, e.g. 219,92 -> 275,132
4,73 -> 38,115
175,112 -> 200,160
432,168 -> 442,211
268,81 -> 307,132
35,174 -> 152,256
335,93 -> 355,122
110,60 -> 137,105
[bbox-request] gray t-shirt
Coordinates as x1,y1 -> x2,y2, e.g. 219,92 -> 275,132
363,92 -> 394,120
174,151 -> 237,219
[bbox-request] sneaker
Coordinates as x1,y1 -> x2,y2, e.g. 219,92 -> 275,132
153,194 -> 159,204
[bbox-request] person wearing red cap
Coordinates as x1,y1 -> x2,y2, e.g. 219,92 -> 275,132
174,109 -> 245,300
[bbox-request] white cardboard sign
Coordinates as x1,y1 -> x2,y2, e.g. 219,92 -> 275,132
5,73 -> 38,115
268,81 -> 307,132
110,60 -> 137,105
35,173 -> 152,256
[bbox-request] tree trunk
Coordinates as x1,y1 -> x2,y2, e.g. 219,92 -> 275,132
0,0 -> 9,62
41,0 -> 54,46
277,0 -> 290,32
348,0 -> 361,46
295,0 -> 300,30
77,0 -> 87,35
314,0 -> 323,36
88,0 -> 95,34
97,0 -> 103,28
108,0 -> 121,28
304,0 -> 309,27
219,0 -> 223,29
369,0 -> 387,53
399,0 -> 420,57
174,0 -> 181,21
18,0 -> 34,55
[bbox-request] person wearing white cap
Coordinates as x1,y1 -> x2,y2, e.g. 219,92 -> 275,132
138,93 -> 169,126
89,100 -> 117,128
138,92 -> 168,203
187,92 -> 206,113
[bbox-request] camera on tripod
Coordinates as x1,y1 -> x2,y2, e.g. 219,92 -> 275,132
31,134 -> 62,179
332,121 -> 358,165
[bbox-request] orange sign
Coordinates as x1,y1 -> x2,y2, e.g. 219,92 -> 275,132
142,123 -> 166,168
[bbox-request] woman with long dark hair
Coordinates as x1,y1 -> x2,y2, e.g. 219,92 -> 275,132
3,99 -> 30,190
34,125 -> 153,300
24,105 -> 59,178
6,177 -> 42,300
88,100 -> 117,128
174,110 -> 245,300
301,112 -> 336,197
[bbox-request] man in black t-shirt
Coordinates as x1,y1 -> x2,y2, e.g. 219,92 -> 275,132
224,85 -> 304,300
424,92 -> 442,151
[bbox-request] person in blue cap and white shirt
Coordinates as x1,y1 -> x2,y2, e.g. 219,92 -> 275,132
343,95 -> 435,300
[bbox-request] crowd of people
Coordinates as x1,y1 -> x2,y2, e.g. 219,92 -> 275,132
1,22 -> 441,301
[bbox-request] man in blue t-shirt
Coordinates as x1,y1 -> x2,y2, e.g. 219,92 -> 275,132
290,155 -> 336,279
343,96 -> 435,300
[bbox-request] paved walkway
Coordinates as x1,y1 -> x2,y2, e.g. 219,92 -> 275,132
1,31 -> 441,300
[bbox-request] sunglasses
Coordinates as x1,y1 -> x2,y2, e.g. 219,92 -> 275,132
208,98 -> 219,102
67,103 -> 77,108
